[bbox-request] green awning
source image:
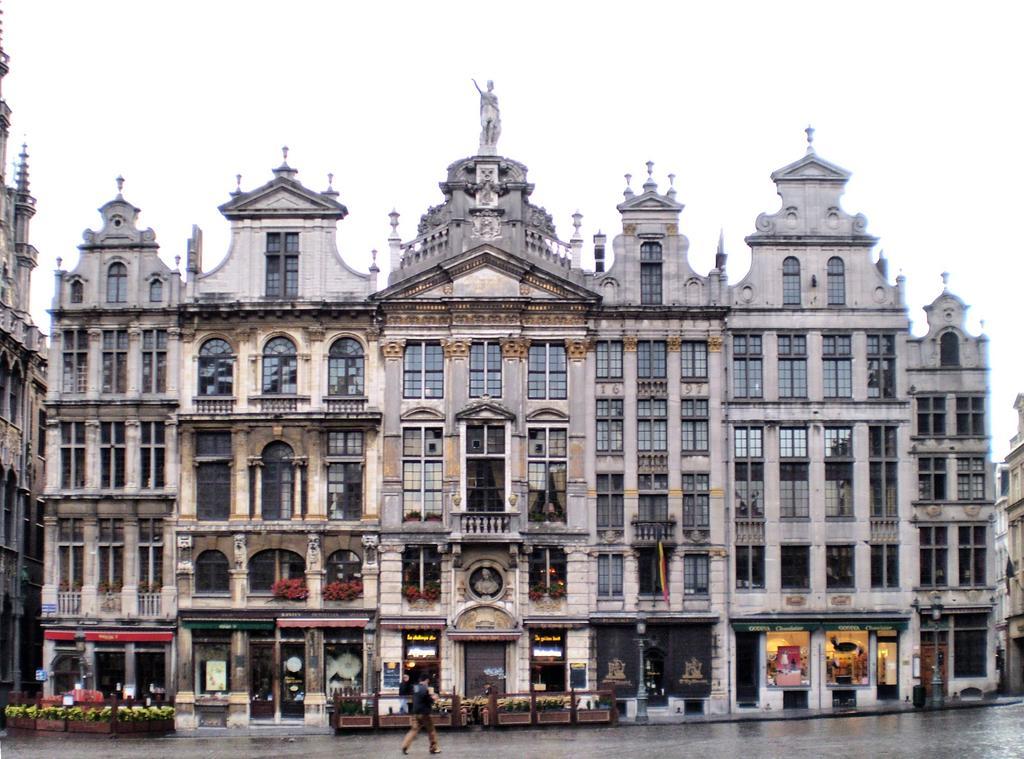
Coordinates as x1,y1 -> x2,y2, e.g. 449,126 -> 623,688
732,619 -> 908,633
182,620 -> 275,631
822,621 -> 908,632
732,622 -> 812,632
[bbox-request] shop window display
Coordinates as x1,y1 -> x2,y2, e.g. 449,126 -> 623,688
766,631 -> 809,687
325,634 -> 364,696
825,632 -> 869,685
195,633 -> 231,695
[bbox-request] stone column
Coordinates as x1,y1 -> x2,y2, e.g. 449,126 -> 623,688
248,458 -> 263,520
125,419 -> 141,490
167,327 -> 182,398
87,328 -> 102,399
500,337 -> 530,507
165,418 -> 178,496
42,516 -> 58,590
622,336 -> 639,535
305,326 -> 325,409
82,516 -> 99,615
305,628 -> 326,726
128,327 -> 142,397
566,338 -> 589,530
666,336 -> 683,515
45,419 -> 61,491
227,630 -> 250,727
231,533 -> 248,609
292,458 -> 307,520
232,427 -> 249,521
123,518 -> 140,616
442,338 -> 470,503
380,340 -> 405,527
85,420 -> 101,492
174,626 -> 196,730
706,335 -> 725,548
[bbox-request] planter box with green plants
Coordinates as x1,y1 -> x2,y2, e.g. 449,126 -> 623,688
3,704 -> 175,734
333,700 -> 374,728
535,695 -> 571,723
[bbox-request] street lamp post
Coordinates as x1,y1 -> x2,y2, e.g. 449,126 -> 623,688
635,616 -> 648,724
930,601 -> 944,707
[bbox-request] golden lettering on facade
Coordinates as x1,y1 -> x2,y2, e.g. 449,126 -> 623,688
604,658 -> 626,682
679,657 -> 707,683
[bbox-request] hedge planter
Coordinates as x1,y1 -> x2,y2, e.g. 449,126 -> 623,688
536,710 -> 571,724
576,709 -> 612,723
68,720 -> 113,734
35,718 -> 67,732
7,716 -> 35,730
487,711 -> 531,725
151,719 -> 175,733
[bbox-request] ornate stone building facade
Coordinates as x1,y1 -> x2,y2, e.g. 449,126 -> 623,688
40,97 -> 998,725
0,23 -> 47,712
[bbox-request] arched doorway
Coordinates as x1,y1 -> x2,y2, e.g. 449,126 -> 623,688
644,647 -> 667,706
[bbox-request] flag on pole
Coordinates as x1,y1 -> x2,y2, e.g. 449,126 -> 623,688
1007,556 -> 1016,596
658,540 -> 669,604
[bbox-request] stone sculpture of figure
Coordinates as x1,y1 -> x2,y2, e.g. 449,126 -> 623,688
472,567 -> 500,597
473,79 -> 501,150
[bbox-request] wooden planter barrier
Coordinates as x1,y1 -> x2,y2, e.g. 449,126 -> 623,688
3,692 -> 175,736
331,693 -> 462,731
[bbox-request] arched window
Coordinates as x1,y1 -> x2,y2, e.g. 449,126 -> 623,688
149,279 -> 163,302
325,550 -> 362,584
328,338 -> 364,396
249,549 -> 305,592
106,262 -> 127,303
940,332 -> 960,367
782,257 -> 801,305
261,442 -> 295,520
262,337 -> 297,394
827,257 -> 845,305
8,367 -> 21,425
70,280 -> 84,303
195,550 -> 230,593
198,339 -> 234,396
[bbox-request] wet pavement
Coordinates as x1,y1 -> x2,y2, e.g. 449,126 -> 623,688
3,703 -> 1023,759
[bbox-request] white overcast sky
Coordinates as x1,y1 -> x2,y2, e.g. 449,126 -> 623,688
5,1 -> 1023,457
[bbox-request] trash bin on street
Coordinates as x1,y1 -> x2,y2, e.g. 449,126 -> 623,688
912,685 -> 926,708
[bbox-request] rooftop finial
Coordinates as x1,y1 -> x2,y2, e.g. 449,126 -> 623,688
231,173 -> 243,196
56,257 -> 63,271
667,173 -> 677,199
715,228 -> 727,270
941,271 -> 950,290
646,160 -> 654,178
15,143 -> 30,193
805,124 -> 815,154
282,145 -> 289,163
572,210 -> 583,236
623,173 -> 634,200
328,173 -> 334,190
115,174 -> 125,196
174,254 -> 181,270
272,146 -> 298,178
388,209 -> 401,238
369,248 -> 380,273
642,161 -> 657,193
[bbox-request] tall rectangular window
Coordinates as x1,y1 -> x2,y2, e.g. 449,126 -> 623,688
62,329 -> 89,393
919,525 -> 948,587
958,525 -> 986,586
918,457 -> 947,501
469,341 -> 502,398
138,518 -> 163,590
528,428 -> 567,522
680,341 -> 708,379
57,518 -> 84,590
597,554 -> 624,597
637,399 -> 668,451
98,518 -> 124,589
684,554 -> 709,596
953,614 -> 988,678
265,231 -> 299,298
403,427 -> 443,520
596,399 -> 624,453
777,334 -> 807,398
869,425 -> 898,517
955,396 -> 985,437
61,422 -> 86,489
682,473 -> 710,529
596,473 -> 624,529
140,421 -> 165,489
867,333 -> 896,399
781,545 -> 810,589
638,492 -> 668,522
825,544 -> 855,589
681,399 -> 709,452
825,427 -> 853,518
327,431 -> 363,520
779,427 -> 809,518
595,340 -> 623,380
403,342 -> 444,399
736,545 -> 765,589
917,395 -> 946,437
637,340 -> 667,379
100,421 -> 126,489
101,329 -> 129,394
528,343 -> 567,399
196,431 -> 232,521
638,547 -> 667,595
141,329 -> 168,393
870,544 -> 899,589
732,334 -> 762,398
822,334 -> 852,398
957,457 -> 986,500
466,424 -> 506,514
640,242 -> 663,305
734,426 -> 764,518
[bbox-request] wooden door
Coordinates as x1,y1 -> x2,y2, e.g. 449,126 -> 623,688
920,635 -> 948,699
464,642 -> 507,696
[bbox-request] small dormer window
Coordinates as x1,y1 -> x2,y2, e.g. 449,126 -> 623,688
149,279 -> 163,303
782,257 -> 801,305
640,242 -> 663,305
106,262 -> 128,303
266,232 -> 299,298
70,280 -> 84,303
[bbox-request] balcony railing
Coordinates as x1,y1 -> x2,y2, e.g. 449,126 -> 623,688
193,396 -> 235,414
631,519 -> 676,544
100,592 -> 122,614
870,517 -> 900,543
253,395 -> 311,413
323,396 -> 368,414
735,519 -> 766,544
451,511 -> 520,537
637,379 -> 668,397
637,452 -> 668,473
57,591 -> 81,615
138,592 -> 162,618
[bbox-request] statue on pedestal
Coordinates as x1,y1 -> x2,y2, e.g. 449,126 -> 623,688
473,79 -> 501,152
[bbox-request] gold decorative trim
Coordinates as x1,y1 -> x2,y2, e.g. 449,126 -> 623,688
707,335 -> 723,353
381,340 -> 406,359
565,338 -> 591,360
622,335 -> 638,352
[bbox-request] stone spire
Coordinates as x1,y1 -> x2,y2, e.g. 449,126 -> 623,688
15,142 -> 29,193
715,228 -> 727,271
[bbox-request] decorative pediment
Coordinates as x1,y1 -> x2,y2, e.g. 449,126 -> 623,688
771,152 -> 851,182
616,190 -> 684,213
525,407 -> 569,422
219,177 -> 348,220
82,194 -> 157,248
400,406 -> 446,422
456,400 -> 516,421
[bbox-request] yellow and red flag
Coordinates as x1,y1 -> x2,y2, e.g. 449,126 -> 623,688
658,541 -> 669,604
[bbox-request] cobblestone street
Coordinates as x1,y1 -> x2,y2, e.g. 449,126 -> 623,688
3,704 -> 1022,759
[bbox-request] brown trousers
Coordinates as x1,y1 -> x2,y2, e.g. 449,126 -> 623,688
401,713 -> 439,752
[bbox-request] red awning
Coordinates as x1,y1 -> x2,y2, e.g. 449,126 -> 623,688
45,630 -> 173,643
276,618 -> 368,629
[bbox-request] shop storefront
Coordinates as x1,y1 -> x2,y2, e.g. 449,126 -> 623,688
43,628 -> 174,700
403,629 -> 442,687
529,629 -> 566,691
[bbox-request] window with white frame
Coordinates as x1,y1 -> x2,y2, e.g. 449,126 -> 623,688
778,334 -> 807,398
869,425 -> 898,517
101,329 -> 128,393
734,426 -> 763,518
403,427 -> 443,520
682,473 -> 710,529
404,342 -> 444,399
62,329 -> 88,393
596,399 -> 624,453
528,428 -> 567,522
265,232 -> 299,298
637,340 -> 667,379
680,341 -> 708,380
638,399 -> 667,451
681,399 -> 708,452
595,340 -> 623,380
141,329 -> 167,393
469,341 -> 502,397
732,334 -> 762,398
100,421 -> 126,489
61,422 -> 86,489
597,553 -> 624,597
822,334 -> 852,398
140,421 -> 165,489
684,554 -> 709,595
779,427 -> 809,518
596,473 -> 624,529
528,343 -> 567,399
138,518 -> 163,591
57,518 -> 84,591
957,457 -> 986,500
327,431 -> 364,520
824,427 -> 853,518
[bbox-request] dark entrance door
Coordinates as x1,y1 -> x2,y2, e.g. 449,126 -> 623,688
920,634 -> 948,701
735,632 -> 759,704
280,644 -> 306,718
135,651 -> 166,699
464,642 -> 507,696
644,649 -> 667,706
95,651 -> 125,698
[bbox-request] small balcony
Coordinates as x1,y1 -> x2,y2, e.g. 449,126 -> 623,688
735,519 -> 766,544
451,510 -> 521,539
138,592 -> 163,618
638,452 -> 668,473
57,591 -> 81,616
323,396 -> 368,414
870,517 -> 900,543
252,395 -> 311,413
637,379 -> 668,398
193,396 -> 235,414
631,518 -> 676,545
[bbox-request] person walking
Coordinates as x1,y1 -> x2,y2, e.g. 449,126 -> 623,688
398,673 -> 412,714
400,673 -> 440,755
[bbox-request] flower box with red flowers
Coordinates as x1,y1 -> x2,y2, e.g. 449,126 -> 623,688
323,579 -> 364,602
271,578 -> 309,601
403,582 -> 441,603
